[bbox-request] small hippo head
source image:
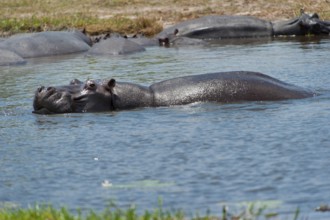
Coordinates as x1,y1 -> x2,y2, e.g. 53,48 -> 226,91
299,11 -> 330,35
158,29 -> 179,47
33,78 -> 116,114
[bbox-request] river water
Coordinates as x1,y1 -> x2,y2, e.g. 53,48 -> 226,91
1,36 -> 330,219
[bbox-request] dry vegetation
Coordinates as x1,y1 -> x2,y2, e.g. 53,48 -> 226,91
0,0 -> 330,36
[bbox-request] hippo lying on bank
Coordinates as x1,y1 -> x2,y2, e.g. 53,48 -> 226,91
0,30 -> 92,59
33,71 -> 314,114
157,11 -> 330,44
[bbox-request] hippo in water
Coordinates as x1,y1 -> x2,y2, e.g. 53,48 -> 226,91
0,30 -> 92,58
157,11 -> 330,43
88,36 -> 146,56
158,29 -> 208,47
0,48 -> 26,66
33,71 -> 314,114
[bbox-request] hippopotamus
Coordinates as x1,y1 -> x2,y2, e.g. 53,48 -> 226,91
127,34 -> 158,47
158,29 -> 208,47
92,32 -> 158,47
88,36 -> 146,56
33,71 -> 314,114
0,48 -> 26,66
157,11 -> 330,42
272,11 -> 330,36
0,30 -> 92,58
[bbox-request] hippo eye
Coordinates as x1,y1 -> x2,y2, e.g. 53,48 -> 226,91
85,80 -> 97,90
38,86 -> 45,93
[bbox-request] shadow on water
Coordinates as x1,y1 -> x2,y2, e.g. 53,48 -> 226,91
207,37 -> 273,46
32,111 -> 118,128
207,35 -> 330,47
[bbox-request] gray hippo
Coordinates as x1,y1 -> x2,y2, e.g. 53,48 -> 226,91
157,11 -> 330,42
127,34 -> 158,47
273,11 -> 330,36
33,71 -> 314,114
92,33 -> 158,47
0,30 -> 92,58
0,48 -> 26,66
158,29 -> 208,47
88,36 -> 146,55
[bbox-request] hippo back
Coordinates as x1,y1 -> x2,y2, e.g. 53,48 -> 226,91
0,48 -> 26,66
0,31 -> 91,58
150,71 -> 313,106
157,15 -> 273,39
88,37 -> 146,56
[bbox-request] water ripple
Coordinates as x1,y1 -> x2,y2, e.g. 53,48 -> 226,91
1,38 -> 330,219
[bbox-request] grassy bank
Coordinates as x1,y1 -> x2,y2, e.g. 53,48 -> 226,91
1,0 -> 330,36
0,202 -> 300,220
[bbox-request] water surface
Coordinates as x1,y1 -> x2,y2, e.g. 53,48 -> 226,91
1,36 -> 330,219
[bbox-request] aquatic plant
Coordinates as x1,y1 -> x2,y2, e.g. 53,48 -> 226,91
0,201 -> 300,220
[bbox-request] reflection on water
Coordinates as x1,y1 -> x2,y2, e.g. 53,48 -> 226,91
1,37 -> 330,219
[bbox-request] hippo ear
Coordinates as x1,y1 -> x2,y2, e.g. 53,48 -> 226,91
108,79 -> 116,89
70,79 -> 83,85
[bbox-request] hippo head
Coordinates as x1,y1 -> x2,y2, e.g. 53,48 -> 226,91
33,78 -> 116,114
158,29 -> 179,47
299,12 -> 330,35
273,11 -> 330,36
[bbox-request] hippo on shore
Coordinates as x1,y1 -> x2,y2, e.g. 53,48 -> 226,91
0,30 -> 92,58
157,11 -> 330,43
33,71 -> 314,114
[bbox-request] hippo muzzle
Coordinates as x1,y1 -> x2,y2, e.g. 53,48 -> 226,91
33,79 -> 116,114
33,86 -> 74,114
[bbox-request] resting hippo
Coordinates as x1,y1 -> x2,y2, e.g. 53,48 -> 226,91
33,71 -> 314,114
0,48 -> 26,66
158,29 -> 208,47
157,11 -> 330,42
0,30 -> 92,58
92,32 -> 158,47
127,34 -> 158,47
88,36 -> 146,55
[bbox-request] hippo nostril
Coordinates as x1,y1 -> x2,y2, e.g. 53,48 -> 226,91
47,87 -> 55,91
90,83 -> 95,88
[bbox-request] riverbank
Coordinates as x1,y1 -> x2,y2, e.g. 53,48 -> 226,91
1,0 -> 330,36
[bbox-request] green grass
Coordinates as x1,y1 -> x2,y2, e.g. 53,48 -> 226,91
1,0 -> 330,36
0,14 -> 162,36
0,201 -> 302,220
